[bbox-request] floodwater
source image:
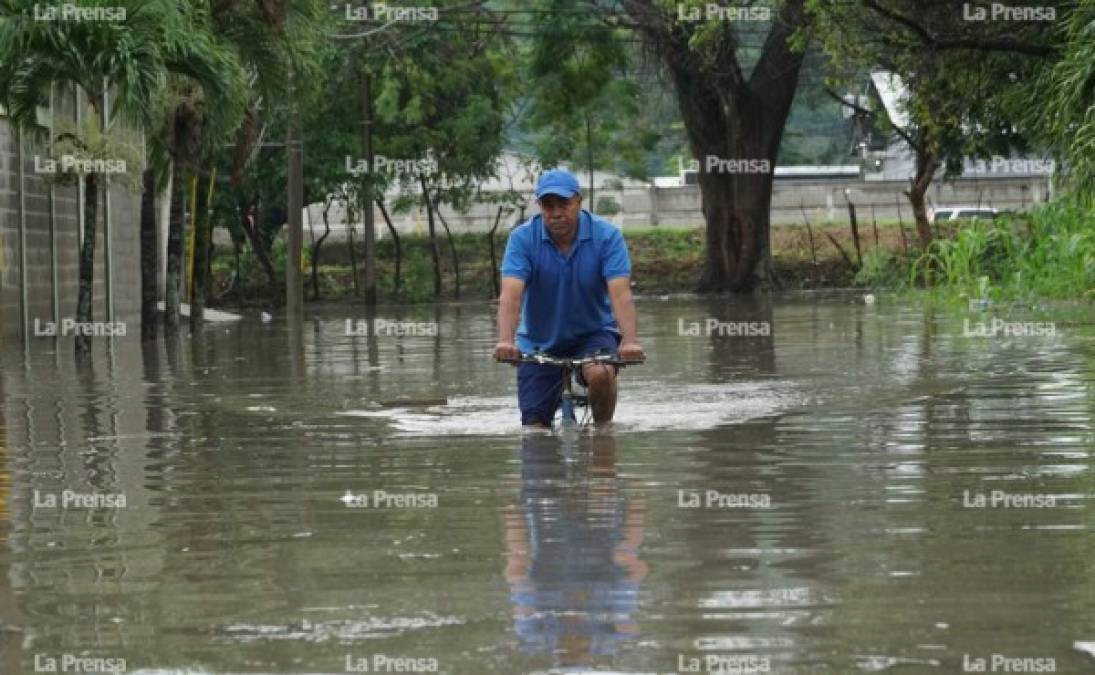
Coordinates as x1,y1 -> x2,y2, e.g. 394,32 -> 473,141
1,293 -> 1093,674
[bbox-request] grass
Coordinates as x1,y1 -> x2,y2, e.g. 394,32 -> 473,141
883,199 -> 1094,303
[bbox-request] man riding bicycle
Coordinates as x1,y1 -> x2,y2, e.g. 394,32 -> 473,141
493,168 -> 646,427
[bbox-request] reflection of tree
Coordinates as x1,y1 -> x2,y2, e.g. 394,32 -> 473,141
366,303 -> 380,376
702,295 -> 776,381
433,303 -> 444,386
287,313 -> 306,382
502,432 -> 647,670
678,410 -> 838,669
75,360 -> 110,499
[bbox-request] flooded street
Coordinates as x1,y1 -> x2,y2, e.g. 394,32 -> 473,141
1,293 -> 1094,674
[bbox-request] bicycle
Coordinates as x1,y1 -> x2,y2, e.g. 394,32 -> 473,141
501,352 -> 645,428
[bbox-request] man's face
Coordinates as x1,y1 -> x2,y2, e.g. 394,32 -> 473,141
538,194 -> 581,237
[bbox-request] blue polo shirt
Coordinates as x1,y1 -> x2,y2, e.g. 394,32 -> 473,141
501,210 -> 631,354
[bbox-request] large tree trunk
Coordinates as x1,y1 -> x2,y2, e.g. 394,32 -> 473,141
687,102 -> 795,291
624,0 -> 807,292
75,172 -> 99,355
140,168 -> 159,341
164,170 -> 185,330
906,147 -> 940,250
189,172 -> 213,329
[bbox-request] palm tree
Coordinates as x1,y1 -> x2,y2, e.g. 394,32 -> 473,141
154,0 -> 322,327
0,0 -> 238,353
145,2 -> 247,337
154,14 -> 248,332
1026,0 -> 1095,204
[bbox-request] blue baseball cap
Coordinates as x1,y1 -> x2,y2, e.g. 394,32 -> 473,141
535,169 -> 581,200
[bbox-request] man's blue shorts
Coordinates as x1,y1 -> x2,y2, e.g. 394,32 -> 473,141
517,331 -> 620,426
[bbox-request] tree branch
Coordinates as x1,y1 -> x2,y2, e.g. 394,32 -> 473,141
748,0 -> 809,105
823,86 -> 920,152
862,0 -> 1058,57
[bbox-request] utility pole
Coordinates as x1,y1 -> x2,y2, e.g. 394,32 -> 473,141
16,126 -> 27,346
103,84 -> 114,323
360,66 -> 377,306
286,106 -> 304,316
48,83 -> 60,330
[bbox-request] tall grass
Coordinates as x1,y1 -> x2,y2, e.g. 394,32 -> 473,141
908,199 -> 1094,302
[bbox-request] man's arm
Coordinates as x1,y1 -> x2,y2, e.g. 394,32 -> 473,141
607,277 -> 644,361
494,276 -> 525,362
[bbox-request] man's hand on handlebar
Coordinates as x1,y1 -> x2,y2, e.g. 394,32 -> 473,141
495,349 -> 646,367
618,341 -> 646,363
494,340 -> 521,364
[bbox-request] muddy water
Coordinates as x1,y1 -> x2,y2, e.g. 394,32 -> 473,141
1,294 -> 1093,674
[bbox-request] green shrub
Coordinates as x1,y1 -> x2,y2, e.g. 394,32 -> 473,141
595,196 -> 621,216
910,199 -> 1094,301
855,249 -> 905,288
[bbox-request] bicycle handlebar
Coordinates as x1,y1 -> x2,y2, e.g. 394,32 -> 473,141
499,352 -> 645,368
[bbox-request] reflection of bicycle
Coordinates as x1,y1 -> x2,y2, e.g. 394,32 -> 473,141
503,433 -> 649,667
504,352 -> 644,428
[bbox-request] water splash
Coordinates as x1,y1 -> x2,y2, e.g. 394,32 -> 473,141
336,381 -> 802,436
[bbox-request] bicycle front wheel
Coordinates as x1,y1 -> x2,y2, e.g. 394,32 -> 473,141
559,395 -> 577,426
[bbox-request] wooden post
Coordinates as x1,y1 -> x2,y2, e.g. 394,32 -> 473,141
846,199 -> 863,268
871,203 -> 879,249
800,201 -> 817,267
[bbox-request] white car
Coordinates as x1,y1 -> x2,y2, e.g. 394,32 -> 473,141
930,207 -> 999,224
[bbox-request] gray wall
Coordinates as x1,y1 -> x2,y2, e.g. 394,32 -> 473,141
263,174 -> 1055,245
0,87 -> 142,347
652,175 -> 1055,229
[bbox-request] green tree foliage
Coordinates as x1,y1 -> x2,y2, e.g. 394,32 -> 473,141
523,0 -> 662,197
165,0 -> 322,324
371,4 -> 513,297
211,1 -> 516,300
615,0 -> 813,291
1021,0 -> 1095,205
804,0 -> 1066,247
0,0 -> 245,351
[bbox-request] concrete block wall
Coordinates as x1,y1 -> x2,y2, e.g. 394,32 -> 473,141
0,87 -> 142,347
650,177 -> 1053,230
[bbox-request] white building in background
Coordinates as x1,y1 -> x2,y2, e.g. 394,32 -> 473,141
855,71 -> 1056,183
654,156 -> 862,187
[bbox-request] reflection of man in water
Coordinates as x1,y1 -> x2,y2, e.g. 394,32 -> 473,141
502,433 -> 648,669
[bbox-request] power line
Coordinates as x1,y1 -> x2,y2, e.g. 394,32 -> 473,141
330,19 -> 776,48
